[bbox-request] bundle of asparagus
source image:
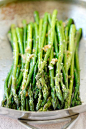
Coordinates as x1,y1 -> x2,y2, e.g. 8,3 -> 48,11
2,9 -> 82,111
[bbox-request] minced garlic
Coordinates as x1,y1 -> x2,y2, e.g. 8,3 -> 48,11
21,54 -> 26,63
48,65 -> 53,70
25,47 -> 30,53
51,58 -> 58,65
21,85 -> 25,90
43,45 -> 51,52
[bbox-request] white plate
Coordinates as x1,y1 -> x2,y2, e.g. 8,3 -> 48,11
0,0 -> 86,121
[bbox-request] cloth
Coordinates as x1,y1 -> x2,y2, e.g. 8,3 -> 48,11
0,112 -> 86,129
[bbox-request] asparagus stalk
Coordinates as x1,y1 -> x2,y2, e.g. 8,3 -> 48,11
36,89 -> 42,111
20,28 -> 23,40
7,67 -> 13,96
72,29 -> 82,106
16,27 -> 24,88
11,24 -> 19,107
34,11 -> 40,26
60,21 -> 69,97
16,65 -> 20,80
43,97 -> 52,111
68,54 -> 74,107
36,13 -> 49,106
4,65 -> 13,102
34,87 -> 39,99
67,25 -> 76,70
55,22 -> 63,102
33,62 -> 38,90
39,97 -> 52,111
40,76 -> 49,100
25,23 -> 38,87
22,20 -> 27,53
49,46 -> 57,109
47,13 -> 59,58
65,25 -> 76,108
72,68 -> 81,106
60,72 -> 69,100
28,84 -> 34,111
39,12 -> 48,64
64,26 -> 68,88
65,18 -> 74,32
26,97 -> 29,111
38,19 -> 43,68
21,23 -> 33,110
7,30 -> 13,49
75,28 -> 82,82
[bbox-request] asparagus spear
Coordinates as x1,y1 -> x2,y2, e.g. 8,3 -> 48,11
22,20 -> 27,53
36,89 -> 42,111
60,21 -> 69,98
60,72 -> 69,100
28,84 -> 34,111
55,22 -> 63,102
20,28 -> 23,40
39,75 -> 49,100
38,19 -> 43,68
7,30 -> 13,49
7,68 -> 13,96
67,25 -> 76,70
48,24 -> 58,109
63,19 -> 75,90
34,87 -> 39,100
64,19 -> 75,89
3,65 -> 13,103
36,13 -> 49,106
21,23 -> 33,110
34,11 -> 40,26
39,97 -> 52,111
64,26 -> 68,89
75,28 -> 82,82
33,62 -> 38,90
33,62 -> 39,103
72,68 -> 81,106
16,27 -> 24,88
16,65 -> 20,80
65,18 -> 74,32
47,13 -> 59,59
16,27 -> 24,59
72,29 -> 82,106
25,23 -> 38,87
26,97 -> 29,111
65,25 -> 76,108
43,97 -> 52,111
39,12 -> 48,65
49,47 -> 57,109
68,54 -> 74,107
11,24 -> 19,107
